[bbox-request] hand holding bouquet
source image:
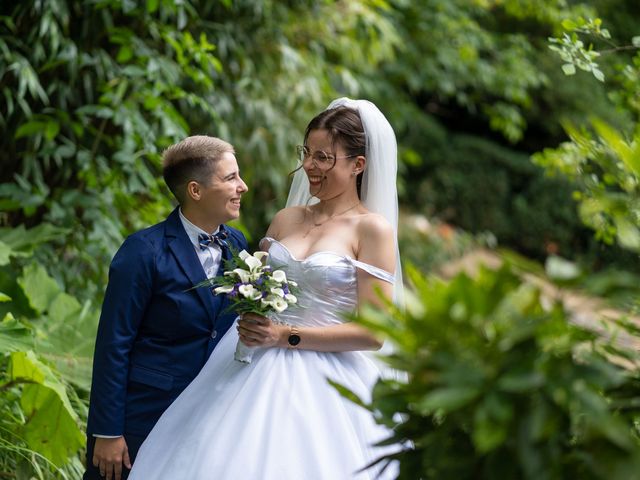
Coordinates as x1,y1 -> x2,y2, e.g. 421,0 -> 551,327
195,249 -> 298,363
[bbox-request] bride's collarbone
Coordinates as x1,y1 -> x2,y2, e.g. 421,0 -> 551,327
277,229 -> 358,261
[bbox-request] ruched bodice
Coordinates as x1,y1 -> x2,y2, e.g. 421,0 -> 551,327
264,237 -> 394,328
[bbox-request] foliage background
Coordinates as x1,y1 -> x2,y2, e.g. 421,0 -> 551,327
0,0 -> 638,477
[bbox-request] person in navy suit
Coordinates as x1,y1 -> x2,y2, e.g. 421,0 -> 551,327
83,135 -> 249,480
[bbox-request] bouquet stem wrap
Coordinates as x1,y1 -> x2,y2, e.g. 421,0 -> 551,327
234,340 -> 257,363
234,316 -> 259,363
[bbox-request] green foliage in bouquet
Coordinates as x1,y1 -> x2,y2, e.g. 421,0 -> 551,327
353,263 -> 640,480
194,249 -> 299,316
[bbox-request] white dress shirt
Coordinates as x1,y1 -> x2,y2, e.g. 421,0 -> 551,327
178,209 -> 223,278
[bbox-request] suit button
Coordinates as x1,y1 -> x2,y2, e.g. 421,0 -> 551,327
210,330 -> 217,339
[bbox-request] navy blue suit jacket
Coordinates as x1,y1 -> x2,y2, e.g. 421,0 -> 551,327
86,208 -> 247,438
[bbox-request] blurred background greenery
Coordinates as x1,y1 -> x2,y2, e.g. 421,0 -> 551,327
0,0 -> 639,478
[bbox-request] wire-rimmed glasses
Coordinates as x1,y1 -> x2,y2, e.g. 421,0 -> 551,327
296,145 -> 358,169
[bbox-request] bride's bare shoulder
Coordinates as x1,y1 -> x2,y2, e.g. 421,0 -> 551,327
266,206 -> 308,239
272,206 -> 307,225
356,212 -> 393,238
355,213 -> 395,271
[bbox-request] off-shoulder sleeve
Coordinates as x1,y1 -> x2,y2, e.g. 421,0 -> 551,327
348,258 -> 395,284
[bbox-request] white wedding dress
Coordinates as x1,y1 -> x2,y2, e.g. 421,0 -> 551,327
129,238 -> 399,480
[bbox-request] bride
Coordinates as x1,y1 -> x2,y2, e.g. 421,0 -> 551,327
129,98 -> 403,479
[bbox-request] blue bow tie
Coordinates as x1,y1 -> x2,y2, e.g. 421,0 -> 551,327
198,228 -> 229,251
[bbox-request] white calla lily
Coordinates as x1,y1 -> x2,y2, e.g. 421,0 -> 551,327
243,255 -> 262,271
272,270 -> 287,283
284,293 -> 297,304
253,251 -> 269,261
232,268 -> 251,283
214,285 -> 235,294
238,284 -> 263,300
238,250 -> 250,261
270,287 -> 285,297
271,297 -> 288,313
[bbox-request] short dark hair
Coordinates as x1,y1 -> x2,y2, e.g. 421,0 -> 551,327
162,135 -> 235,204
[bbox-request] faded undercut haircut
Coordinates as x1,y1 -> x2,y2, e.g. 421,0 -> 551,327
162,135 -> 235,204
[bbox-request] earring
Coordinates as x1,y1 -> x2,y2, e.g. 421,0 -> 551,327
352,171 -> 357,176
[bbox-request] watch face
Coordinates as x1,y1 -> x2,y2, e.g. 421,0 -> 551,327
288,334 -> 301,346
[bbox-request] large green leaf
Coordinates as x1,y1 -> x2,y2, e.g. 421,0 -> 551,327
9,351 -> 85,466
0,313 -> 33,353
36,293 -> 97,391
17,263 -> 61,314
0,224 -> 69,252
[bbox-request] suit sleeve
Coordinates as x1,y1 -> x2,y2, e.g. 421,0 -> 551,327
87,235 -> 155,436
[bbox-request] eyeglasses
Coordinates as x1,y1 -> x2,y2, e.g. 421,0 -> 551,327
296,145 -> 358,168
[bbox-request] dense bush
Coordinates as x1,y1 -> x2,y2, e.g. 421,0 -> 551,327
354,262 -> 640,479
405,131 -> 585,256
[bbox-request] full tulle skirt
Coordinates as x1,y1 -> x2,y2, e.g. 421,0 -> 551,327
129,323 -> 398,480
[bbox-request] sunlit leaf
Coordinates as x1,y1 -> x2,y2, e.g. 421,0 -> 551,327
9,351 -> 84,465
0,313 -> 33,353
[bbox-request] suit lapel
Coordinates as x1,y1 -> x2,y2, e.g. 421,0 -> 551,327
165,208 -> 218,325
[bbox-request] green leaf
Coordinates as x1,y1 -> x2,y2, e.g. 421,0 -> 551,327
117,45 -> 133,63
0,313 -> 33,353
592,67 -> 605,82
0,292 -> 10,302
0,223 -> 69,251
17,263 -> 61,314
614,218 -> 640,251
417,387 -> 480,414
14,120 -> 46,139
591,118 -> 640,177
9,351 -> 84,466
48,292 -> 82,323
497,371 -> 545,392
562,63 -> 576,75
328,380 -> 369,410
0,240 -> 11,266
632,36 -> 640,47
473,410 -> 507,452
36,293 -> 96,390
44,120 -> 60,141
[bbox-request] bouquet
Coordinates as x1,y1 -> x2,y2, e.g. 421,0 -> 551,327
194,249 -> 299,363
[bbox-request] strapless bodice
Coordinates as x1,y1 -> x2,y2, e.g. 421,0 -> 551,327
263,238 -> 394,328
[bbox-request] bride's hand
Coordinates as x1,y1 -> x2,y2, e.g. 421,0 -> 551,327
237,313 -> 285,348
